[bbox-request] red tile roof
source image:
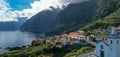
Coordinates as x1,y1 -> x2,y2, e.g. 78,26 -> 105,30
68,32 -> 79,38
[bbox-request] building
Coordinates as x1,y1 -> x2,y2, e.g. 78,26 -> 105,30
61,38 -> 68,45
95,27 -> 120,57
54,31 -> 87,45
68,32 -> 86,41
77,34 -> 86,40
68,32 -> 78,39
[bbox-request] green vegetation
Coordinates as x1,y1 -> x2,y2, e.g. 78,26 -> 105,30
20,0 -> 120,36
0,40 -> 94,57
79,0 -> 120,32
82,7 -> 120,31
94,0 -> 120,19
46,0 -> 120,36
65,46 -> 92,57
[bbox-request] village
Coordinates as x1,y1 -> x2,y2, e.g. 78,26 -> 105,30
37,27 -> 106,47
42,31 -> 89,46
35,26 -> 120,57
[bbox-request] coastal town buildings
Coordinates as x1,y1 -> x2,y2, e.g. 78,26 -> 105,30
54,31 -> 87,45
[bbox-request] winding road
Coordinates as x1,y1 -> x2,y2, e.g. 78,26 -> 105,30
77,52 -> 95,57
77,40 -> 96,57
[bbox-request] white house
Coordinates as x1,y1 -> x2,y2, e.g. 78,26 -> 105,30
77,35 -> 86,40
61,38 -> 68,45
95,27 -> 120,57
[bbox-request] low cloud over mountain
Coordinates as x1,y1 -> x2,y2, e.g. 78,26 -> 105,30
0,0 -> 90,21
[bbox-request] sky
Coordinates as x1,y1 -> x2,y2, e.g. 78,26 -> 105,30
0,0 -> 89,22
7,0 -> 35,10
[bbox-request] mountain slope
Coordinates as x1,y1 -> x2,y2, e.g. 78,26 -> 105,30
46,0 -> 98,35
20,8 -> 61,33
82,0 -> 120,30
20,0 -> 120,36
82,7 -> 120,30
94,0 -> 120,19
0,21 -> 20,31
20,0 -> 98,35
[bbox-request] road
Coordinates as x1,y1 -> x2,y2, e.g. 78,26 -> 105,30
86,40 -> 96,46
77,52 -> 89,57
77,52 -> 95,57
77,40 -> 96,57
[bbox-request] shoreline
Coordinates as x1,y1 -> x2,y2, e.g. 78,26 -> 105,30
0,45 -> 31,54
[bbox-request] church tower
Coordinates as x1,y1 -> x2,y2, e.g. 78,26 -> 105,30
108,27 -> 120,57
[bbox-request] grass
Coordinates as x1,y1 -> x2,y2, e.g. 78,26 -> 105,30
0,40 -> 94,57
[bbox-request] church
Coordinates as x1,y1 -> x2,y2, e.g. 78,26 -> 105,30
95,27 -> 120,57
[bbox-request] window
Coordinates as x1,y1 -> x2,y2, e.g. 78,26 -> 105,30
110,40 -> 112,44
117,40 -> 119,44
100,51 -> 104,57
101,45 -> 103,49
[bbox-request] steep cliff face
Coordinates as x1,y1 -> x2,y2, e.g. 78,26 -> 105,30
82,0 -> 120,30
20,8 -> 61,33
94,0 -> 120,19
20,0 -> 98,34
46,0 -> 98,35
46,0 -> 120,35
20,0 -> 120,36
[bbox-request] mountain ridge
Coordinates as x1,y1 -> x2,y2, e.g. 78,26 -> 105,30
20,0 -> 98,35
0,21 -> 20,31
20,0 -> 120,36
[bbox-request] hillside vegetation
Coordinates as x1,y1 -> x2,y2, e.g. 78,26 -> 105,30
20,0 -> 120,35
82,0 -> 120,30
20,0 -> 98,35
0,40 -> 94,57
46,0 -> 120,35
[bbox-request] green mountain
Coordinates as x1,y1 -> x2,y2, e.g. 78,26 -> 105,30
20,7 -> 61,33
46,0 -> 120,35
20,0 -> 98,35
82,0 -> 120,30
94,0 -> 120,19
20,0 -> 120,36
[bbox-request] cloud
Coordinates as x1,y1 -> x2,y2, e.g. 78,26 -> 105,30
0,0 -> 16,21
18,0 -> 69,18
59,0 -> 90,4
0,0 -> 66,22
0,0 -> 90,22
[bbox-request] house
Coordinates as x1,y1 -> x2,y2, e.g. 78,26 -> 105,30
55,35 -> 69,45
77,31 -> 86,41
61,38 -> 68,45
45,39 -> 53,44
54,31 -> 87,45
77,35 -> 86,40
68,32 -> 86,41
68,32 -> 79,39
95,27 -> 120,57
55,35 -> 61,42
